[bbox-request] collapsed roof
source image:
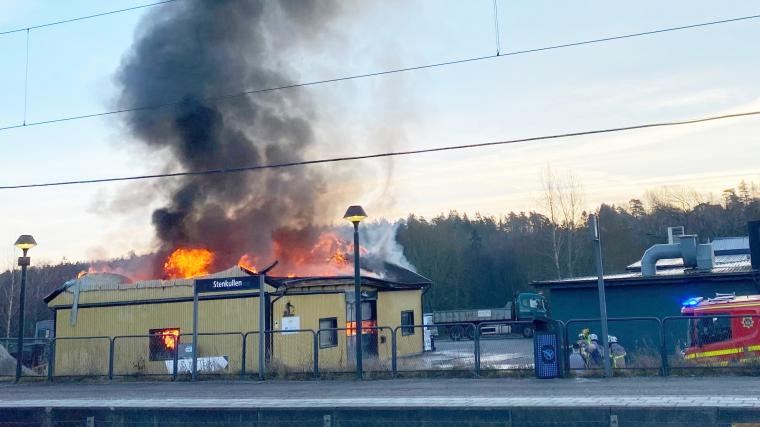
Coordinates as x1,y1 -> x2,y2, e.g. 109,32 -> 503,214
44,262 -> 431,304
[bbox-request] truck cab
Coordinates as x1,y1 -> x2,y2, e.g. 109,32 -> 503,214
681,293 -> 760,363
516,292 -> 549,322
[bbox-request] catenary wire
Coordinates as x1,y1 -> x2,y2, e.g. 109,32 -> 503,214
1,110 -> 757,190
0,13 -> 758,133
0,0 -> 181,36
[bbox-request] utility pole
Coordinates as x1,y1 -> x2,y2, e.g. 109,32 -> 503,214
589,214 -> 613,377
258,274 -> 266,380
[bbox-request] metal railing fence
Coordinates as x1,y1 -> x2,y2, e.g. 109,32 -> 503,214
0,337 -> 53,380
111,334 -> 180,379
563,317 -> 662,375
48,336 -> 110,380
267,329 -> 317,377
178,332 -> 245,379
316,326 -> 394,377
476,321 -> 536,374
662,314 -> 760,375
393,323 -> 475,375
11,315 -> 760,382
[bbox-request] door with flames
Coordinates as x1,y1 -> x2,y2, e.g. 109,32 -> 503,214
346,291 -> 379,361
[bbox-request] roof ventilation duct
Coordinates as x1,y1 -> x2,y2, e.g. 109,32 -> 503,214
641,234 -> 701,277
679,235 -> 698,268
696,243 -> 715,270
641,243 -> 681,277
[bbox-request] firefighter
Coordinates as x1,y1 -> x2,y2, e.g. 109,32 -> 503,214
609,336 -> 627,369
588,333 -> 602,366
576,332 -> 589,364
569,343 -> 586,370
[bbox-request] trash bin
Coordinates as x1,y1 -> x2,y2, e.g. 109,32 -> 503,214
534,331 -> 559,379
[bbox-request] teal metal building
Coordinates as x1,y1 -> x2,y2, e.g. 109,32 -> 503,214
533,224 -> 760,356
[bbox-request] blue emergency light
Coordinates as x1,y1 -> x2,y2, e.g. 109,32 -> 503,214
681,297 -> 703,307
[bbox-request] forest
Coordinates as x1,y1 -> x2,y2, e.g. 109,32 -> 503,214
1,179 -> 759,337
397,179 -> 760,311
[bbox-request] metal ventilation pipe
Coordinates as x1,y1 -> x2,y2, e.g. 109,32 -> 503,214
696,243 -> 715,270
679,235 -> 698,268
641,243 -> 681,277
641,234 -> 703,276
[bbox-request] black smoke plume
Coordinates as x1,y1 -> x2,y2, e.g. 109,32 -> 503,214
117,0 -> 343,275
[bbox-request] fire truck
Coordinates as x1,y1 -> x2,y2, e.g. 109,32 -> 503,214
681,293 -> 760,363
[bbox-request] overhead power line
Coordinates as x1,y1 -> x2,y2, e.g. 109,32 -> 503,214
1,110 -> 757,190
0,0 -> 180,36
1,13 -> 759,133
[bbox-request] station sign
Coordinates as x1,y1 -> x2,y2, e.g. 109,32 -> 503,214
194,276 -> 260,294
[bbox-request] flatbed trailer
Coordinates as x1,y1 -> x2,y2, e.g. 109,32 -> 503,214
431,293 -> 547,340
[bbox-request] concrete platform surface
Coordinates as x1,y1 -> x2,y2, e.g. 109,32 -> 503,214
1,377 -> 760,408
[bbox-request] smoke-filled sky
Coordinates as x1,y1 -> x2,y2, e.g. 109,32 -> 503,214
1,0 -> 759,264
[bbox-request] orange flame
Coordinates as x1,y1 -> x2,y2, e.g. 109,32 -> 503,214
237,254 -> 258,273
310,232 -> 364,268
164,248 -> 214,279
270,230 -> 369,276
75,266 -> 99,279
158,329 -> 180,350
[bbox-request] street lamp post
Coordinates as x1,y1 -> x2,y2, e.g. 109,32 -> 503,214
344,205 -> 367,380
13,235 -> 36,382
589,215 -> 613,377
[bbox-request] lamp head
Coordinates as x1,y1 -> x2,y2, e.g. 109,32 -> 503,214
343,205 -> 368,224
14,235 -> 37,251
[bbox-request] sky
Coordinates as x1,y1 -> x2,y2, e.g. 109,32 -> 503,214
0,0 -> 759,264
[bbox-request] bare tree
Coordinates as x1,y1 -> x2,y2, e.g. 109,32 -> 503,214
645,185 -> 706,230
645,186 -> 704,212
540,166 -> 564,279
1,251 -> 18,338
558,170 -> 585,277
540,165 -> 586,279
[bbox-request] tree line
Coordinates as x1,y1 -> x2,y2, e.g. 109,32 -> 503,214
1,180 -> 759,337
398,180 -> 760,311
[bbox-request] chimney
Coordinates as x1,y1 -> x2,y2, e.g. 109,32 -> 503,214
749,220 -> 760,271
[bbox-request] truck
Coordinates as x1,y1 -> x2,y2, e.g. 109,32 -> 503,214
430,292 -> 548,340
681,293 -> 760,364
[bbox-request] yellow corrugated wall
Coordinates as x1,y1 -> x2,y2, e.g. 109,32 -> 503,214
271,292 -> 347,372
49,284 -> 423,376
378,290 -> 423,359
53,296 -> 259,377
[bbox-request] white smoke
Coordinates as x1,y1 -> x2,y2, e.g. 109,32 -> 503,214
335,219 -> 416,273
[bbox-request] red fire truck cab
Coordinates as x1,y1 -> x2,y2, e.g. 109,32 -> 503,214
681,293 -> 760,363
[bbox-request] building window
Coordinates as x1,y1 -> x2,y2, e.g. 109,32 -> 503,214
149,328 -> 180,361
319,318 -> 338,348
401,311 -> 415,336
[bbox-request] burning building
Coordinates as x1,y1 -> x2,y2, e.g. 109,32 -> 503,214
43,260 -> 430,377
41,0 -> 431,377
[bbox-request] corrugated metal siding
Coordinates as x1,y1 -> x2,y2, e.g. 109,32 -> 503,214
271,292 -> 346,371
49,280 -> 423,376
54,297 -> 259,377
378,290 -> 423,358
